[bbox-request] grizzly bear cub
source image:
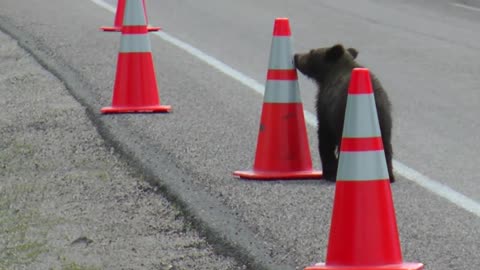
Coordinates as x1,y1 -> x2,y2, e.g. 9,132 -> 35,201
294,44 -> 395,182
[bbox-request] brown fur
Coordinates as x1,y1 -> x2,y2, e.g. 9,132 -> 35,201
294,44 -> 395,182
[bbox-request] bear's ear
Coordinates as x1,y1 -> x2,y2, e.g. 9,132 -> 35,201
325,44 -> 345,61
347,48 -> 358,59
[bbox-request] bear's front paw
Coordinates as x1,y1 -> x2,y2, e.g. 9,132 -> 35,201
389,175 -> 396,183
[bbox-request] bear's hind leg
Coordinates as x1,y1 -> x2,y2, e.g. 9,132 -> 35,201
318,128 -> 338,181
384,141 -> 395,183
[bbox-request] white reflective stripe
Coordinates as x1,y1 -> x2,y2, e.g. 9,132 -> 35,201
264,80 -> 301,103
342,94 -> 382,137
268,37 -> 295,70
337,151 -> 389,181
123,0 -> 147,25
120,34 -> 151,52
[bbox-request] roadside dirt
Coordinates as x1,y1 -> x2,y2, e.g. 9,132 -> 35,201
0,30 -> 244,270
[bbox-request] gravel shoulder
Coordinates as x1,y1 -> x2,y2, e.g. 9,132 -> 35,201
0,30 -> 242,270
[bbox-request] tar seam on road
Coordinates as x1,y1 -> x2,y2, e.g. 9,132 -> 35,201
89,0 -> 480,218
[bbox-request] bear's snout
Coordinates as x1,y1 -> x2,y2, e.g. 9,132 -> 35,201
293,54 -> 300,68
293,54 -> 306,73
293,53 -> 311,77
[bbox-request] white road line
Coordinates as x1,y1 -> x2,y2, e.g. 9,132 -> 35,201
394,161 -> 480,216
89,0 -> 480,218
90,0 -> 116,13
451,2 -> 480,12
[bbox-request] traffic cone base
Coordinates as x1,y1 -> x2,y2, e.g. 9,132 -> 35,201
101,52 -> 170,114
233,169 -> 322,180
100,26 -> 161,32
326,181 -> 402,265
234,103 -> 322,180
100,26 -> 121,32
304,262 -> 424,270
101,105 -> 171,114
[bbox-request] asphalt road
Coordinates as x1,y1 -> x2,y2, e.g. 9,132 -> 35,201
1,0 -> 479,269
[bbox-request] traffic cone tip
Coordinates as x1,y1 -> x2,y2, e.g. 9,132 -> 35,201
273,18 -> 291,36
348,68 -> 373,94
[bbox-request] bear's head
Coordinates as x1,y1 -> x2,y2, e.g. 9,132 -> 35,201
294,44 -> 358,82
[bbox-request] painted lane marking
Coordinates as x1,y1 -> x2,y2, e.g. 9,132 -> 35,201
89,0 -> 480,218
394,161 -> 480,216
451,2 -> 480,12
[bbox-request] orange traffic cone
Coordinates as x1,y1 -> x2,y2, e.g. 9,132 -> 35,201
101,0 -> 171,114
304,68 -> 423,270
100,0 -> 161,32
233,18 -> 322,180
